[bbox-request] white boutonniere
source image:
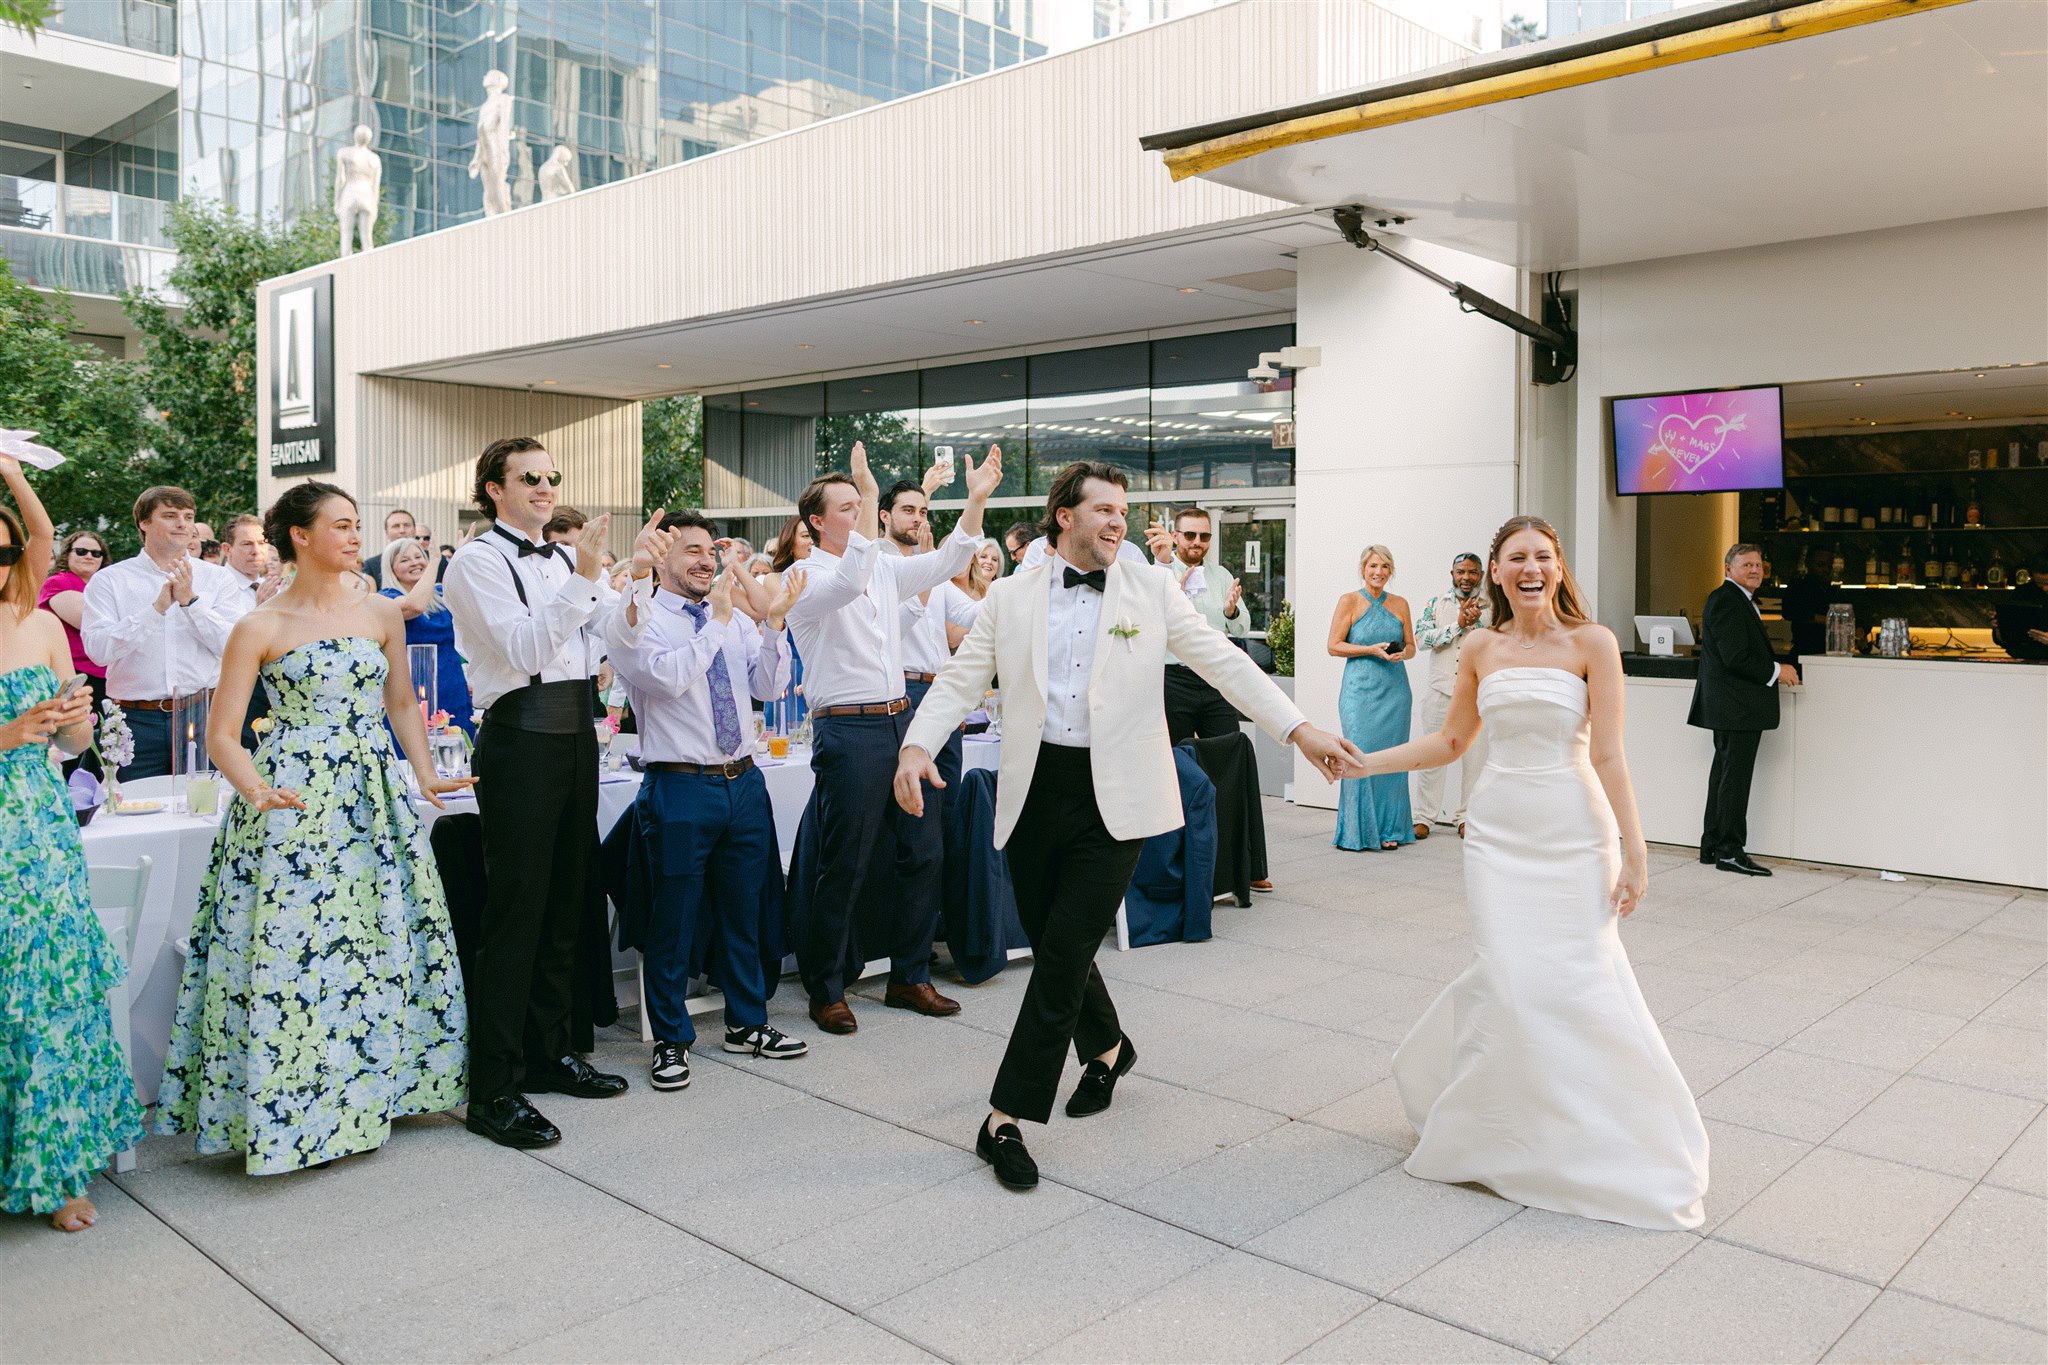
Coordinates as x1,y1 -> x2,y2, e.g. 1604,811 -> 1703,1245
1109,618 -> 1141,652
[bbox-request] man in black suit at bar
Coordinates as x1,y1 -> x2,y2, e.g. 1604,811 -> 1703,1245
1688,543 -> 1800,877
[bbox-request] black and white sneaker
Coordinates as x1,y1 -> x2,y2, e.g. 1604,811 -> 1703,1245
650,1041 -> 691,1091
723,1025 -> 808,1059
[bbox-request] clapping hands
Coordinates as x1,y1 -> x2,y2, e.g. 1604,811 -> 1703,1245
631,508 -> 678,577
573,512 -> 613,581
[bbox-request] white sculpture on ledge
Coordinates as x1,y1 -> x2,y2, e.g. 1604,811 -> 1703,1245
469,70 -> 513,217
538,146 -> 577,203
334,125 -> 381,257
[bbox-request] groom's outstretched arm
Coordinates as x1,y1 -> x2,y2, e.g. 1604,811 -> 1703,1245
1161,581 -> 1305,741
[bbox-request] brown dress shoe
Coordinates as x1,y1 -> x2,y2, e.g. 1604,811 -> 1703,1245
1458,822 -> 1467,839
1413,823 -> 1431,840
1250,879 -> 1273,893
884,982 -> 961,1017
809,999 -> 858,1034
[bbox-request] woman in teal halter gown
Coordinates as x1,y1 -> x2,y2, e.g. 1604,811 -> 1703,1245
1330,545 -> 1416,851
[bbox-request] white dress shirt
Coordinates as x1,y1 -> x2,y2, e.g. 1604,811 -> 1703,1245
80,552 -> 251,701
603,579 -> 789,764
784,527 -> 983,710
1041,554 -> 1105,746
442,522 -> 614,711
900,578 -> 979,676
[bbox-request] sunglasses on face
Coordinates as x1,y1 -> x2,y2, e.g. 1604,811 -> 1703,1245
71,546 -> 106,559
1179,530 -> 1212,542
515,471 -> 564,488
0,546 -> 21,567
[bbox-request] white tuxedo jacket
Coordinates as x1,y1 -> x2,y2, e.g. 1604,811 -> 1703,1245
904,559 -> 1306,848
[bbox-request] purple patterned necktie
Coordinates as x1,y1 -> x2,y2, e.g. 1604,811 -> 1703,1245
680,599 -> 743,756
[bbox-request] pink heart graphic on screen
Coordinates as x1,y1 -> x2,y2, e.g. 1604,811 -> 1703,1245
1654,411 -> 1745,474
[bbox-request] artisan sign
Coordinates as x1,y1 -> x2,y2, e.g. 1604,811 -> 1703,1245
269,275 -> 336,475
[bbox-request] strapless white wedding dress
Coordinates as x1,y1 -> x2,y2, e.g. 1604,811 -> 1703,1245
1392,667 -> 1709,1231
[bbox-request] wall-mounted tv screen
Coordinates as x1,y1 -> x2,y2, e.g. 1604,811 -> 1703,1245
1611,385 -> 1784,495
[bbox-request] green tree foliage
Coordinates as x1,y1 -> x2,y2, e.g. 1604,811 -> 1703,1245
0,0 -> 55,35
121,199 -> 342,526
642,395 -> 704,515
1267,600 -> 1296,677
0,263 -> 156,554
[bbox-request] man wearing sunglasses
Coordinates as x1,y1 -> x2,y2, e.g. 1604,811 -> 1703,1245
444,438 -> 626,1151
1145,508 -> 1251,745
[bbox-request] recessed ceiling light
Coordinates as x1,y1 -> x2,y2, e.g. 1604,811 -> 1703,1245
796,343 -> 814,350
1976,373 -> 1986,378
1166,354 -> 1181,361
655,363 -> 671,369
965,319 -> 985,325
999,372 -> 1015,379
1948,410 -> 1962,416
1177,287 -> 1200,294
746,400 -> 759,407
859,387 -> 875,394
541,379 -> 557,385
1852,381 -> 1863,387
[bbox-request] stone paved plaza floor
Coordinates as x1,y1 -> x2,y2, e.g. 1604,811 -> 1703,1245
3,799 -> 2043,1364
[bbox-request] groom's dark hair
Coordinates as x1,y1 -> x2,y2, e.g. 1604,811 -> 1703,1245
1042,461 -> 1127,549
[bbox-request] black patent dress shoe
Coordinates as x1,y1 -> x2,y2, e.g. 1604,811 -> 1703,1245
976,1118 -> 1039,1190
1717,853 -> 1773,877
524,1055 -> 630,1098
1064,1035 -> 1138,1118
466,1094 -> 561,1149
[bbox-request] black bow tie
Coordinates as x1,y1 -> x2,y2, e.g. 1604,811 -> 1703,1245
496,527 -> 559,560
1063,566 -> 1106,593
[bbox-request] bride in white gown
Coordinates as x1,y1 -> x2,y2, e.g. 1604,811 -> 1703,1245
1347,516 -> 1708,1231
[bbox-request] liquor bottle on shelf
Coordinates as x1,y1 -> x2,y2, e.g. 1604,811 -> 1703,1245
2008,441 -> 2021,466
1922,541 -> 1942,583
1879,505 -> 1893,526
1968,449 -> 1982,469
1960,554 -> 1977,589
1965,482 -> 1981,528
1831,548 -> 1846,584
1878,554 -> 1893,584
1986,550 -> 2007,588
2017,565 -> 2034,587
1929,499 -> 1942,526
1896,555 -> 1914,587
1863,549 -> 1878,585
1943,545 -> 1960,586
1986,445 -> 1999,470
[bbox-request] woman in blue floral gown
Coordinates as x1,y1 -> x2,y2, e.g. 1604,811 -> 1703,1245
0,458 -> 143,1232
1330,545 -> 1417,851
154,483 -> 474,1175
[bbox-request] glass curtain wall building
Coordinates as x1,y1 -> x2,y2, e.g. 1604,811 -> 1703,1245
705,322 -> 1298,623
178,0 -> 1051,242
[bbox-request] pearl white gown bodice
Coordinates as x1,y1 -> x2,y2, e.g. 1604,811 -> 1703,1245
1392,667 -> 1710,1231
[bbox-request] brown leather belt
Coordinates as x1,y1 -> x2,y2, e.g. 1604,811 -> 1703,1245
904,671 -> 938,684
645,756 -> 756,779
115,697 -> 179,712
813,697 -> 909,719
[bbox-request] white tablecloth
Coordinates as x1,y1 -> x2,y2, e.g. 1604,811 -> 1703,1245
80,732 -> 1003,1099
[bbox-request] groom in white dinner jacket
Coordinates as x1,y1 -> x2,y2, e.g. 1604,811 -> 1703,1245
894,461 -> 1360,1189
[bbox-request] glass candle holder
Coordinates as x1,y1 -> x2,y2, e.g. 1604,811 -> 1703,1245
169,687 -> 213,811
407,644 -> 438,734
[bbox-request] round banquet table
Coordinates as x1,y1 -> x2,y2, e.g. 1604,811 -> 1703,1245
79,735 -> 1001,1100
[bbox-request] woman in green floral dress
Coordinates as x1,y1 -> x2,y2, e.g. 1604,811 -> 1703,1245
0,457 -> 143,1232
154,483 -> 474,1175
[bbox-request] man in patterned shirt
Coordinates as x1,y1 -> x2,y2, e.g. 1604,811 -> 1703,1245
1414,553 -> 1490,837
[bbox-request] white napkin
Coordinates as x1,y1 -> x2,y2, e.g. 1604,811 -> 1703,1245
0,429 -> 65,471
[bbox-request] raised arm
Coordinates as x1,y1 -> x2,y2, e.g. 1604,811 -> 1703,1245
0,456 -> 52,599
785,532 -> 882,621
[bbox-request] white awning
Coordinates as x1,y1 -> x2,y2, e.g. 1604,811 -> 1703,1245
1146,0 -> 2048,271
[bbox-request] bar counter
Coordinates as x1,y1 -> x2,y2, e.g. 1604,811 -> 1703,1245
1622,655 -> 2046,888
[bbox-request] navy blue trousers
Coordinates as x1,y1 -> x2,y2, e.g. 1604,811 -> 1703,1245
637,767 -> 776,1044
117,707 -> 173,781
904,676 -> 965,799
798,709 -> 940,1004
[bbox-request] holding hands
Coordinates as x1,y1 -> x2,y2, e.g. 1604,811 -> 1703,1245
1290,724 -> 1367,784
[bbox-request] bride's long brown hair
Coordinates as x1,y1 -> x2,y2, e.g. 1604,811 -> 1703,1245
1485,515 -> 1591,630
